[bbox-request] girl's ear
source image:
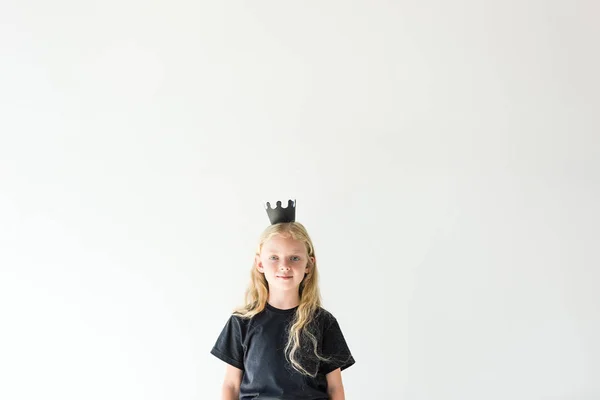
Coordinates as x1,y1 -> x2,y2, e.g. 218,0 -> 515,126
255,254 -> 264,273
306,256 -> 315,273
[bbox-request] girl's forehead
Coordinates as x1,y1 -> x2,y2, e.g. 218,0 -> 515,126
262,234 -> 306,253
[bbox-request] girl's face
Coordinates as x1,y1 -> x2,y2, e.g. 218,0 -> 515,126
256,234 -> 313,292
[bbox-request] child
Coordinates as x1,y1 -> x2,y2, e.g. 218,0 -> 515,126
211,200 -> 355,400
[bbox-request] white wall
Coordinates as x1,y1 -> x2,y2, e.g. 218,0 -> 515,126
1,1 -> 598,399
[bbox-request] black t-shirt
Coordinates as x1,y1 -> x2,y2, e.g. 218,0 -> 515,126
211,303 -> 355,400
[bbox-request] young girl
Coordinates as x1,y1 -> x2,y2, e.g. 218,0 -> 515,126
211,200 -> 355,400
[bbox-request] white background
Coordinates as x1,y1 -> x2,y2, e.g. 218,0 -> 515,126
1,1 -> 599,399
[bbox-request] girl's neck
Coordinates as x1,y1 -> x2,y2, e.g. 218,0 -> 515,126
267,290 -> 300,310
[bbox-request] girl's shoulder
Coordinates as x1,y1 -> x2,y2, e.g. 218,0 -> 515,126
225,311 -> 257,331
314,306 -> 334,318
312,306 -> 339,329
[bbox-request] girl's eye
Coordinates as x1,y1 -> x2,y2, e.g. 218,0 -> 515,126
269,255 -> 300,261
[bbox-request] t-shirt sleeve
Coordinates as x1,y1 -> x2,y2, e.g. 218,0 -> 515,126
210,315 -> 245,370
320,317 -> 356,374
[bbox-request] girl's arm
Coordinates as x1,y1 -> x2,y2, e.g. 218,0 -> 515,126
326,368 -> 345,400
221,364 -> 243,400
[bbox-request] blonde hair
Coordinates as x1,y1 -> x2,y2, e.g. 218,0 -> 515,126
233,222 -> 329,376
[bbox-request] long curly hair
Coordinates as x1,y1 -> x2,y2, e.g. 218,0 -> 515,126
233,222 -> 328,376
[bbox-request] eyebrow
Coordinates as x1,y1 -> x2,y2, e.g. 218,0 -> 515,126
264,248 -> 305,253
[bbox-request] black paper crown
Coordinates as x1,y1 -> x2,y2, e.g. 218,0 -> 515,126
265,199 -> 296,225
